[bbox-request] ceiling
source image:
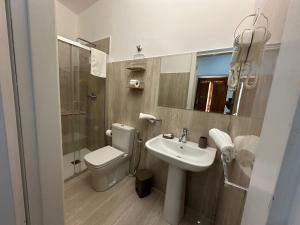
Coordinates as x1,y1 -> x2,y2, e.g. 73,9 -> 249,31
58,0 -> 99,14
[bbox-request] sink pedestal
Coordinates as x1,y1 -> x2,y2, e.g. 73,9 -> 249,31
146,135 -> 217,225
163,164 -> 186,225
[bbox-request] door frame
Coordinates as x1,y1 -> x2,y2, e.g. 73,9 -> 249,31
0,1 -> 26,224
241,0 -> 300,224
6,0 -> 64,225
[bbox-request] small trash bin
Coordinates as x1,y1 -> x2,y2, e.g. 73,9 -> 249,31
135,169 -> 153,198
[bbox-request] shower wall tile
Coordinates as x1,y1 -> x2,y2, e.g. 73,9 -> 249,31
61,114 -> 87,155
59,41 -> 88,156
61,115 -> 73,155
87,75 -> 106,150
92,37 -> 110,54
73,114 -> 87,151
59,43 -> 106,156
58,41 -> 73,114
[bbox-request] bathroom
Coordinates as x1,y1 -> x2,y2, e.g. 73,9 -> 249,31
55,0 -> 282,224
1,0 -> 300,225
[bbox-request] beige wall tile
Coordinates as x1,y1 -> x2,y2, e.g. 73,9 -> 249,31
106,56 -> 272,223
107,58 -> 231,222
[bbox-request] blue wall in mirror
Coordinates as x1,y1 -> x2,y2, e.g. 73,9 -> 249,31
196,53 -> 231,76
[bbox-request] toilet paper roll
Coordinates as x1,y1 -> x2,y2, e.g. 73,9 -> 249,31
129,79 -> 140,88
106,129 -> 112,137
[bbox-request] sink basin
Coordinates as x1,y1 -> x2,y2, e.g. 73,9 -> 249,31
146,135 -> 216,172
145,134 -> 216,225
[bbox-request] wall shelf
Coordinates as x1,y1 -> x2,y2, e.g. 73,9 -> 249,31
126,61 -> 146,71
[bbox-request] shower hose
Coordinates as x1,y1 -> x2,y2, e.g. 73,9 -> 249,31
129,130 -> 143,176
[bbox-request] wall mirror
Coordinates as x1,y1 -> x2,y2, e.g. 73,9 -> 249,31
158,51 -> 236,115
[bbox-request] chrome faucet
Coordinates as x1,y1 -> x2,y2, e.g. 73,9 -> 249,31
179,128 -> 188,143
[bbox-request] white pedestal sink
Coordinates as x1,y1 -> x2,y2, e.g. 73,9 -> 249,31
146,135 -> 216,225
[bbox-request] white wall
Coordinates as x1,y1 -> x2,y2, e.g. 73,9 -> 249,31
267,97 -> 300,225
0,90 -> 16,225
27,0 -> 65,224
241,0 -> 300,223
78,0 -> 255,62
161,53 -> 192,73
288,174 -> 300,225
8,0 -> 64,224
0,4 -> 18,225
254,0 -> 290,43
0,1 -> 26,224
55,0 -> 78,40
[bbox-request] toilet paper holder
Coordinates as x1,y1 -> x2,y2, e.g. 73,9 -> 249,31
127,79 -> 144,90
106,129 -> 112,137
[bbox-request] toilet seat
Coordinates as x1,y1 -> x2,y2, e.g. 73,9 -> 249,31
84,146 -> 126,169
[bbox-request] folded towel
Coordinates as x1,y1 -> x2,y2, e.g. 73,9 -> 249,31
90,48 -> 106,78
209,128 -> 234,162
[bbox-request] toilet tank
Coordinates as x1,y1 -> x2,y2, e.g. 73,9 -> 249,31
112,123 -> 135,155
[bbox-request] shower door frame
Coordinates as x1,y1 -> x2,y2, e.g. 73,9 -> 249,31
57,35 -> 91,51
58,36 -> 91,180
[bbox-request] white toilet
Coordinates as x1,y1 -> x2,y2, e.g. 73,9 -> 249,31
84,123 -> 135,191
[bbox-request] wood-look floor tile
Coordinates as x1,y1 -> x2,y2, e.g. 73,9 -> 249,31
64,172 -> 199,225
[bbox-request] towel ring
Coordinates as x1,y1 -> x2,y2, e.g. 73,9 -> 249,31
221,154 -> 248,192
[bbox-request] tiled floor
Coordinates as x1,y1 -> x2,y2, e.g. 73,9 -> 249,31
64,171 -> 205,225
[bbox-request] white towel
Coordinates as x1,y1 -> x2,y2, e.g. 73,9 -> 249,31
209,128 -> 234,162
233,135 -> 259,168
90,48 -> 106,78
228,28 -> 271,90
233,135 -> 259,155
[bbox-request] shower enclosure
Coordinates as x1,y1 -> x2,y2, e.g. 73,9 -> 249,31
57,38 -> 106,180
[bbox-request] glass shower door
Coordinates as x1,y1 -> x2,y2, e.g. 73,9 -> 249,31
58,39 -> 106,180
71,45 -> 88,175
58,41 -> 88,180
58,40 -> 76,180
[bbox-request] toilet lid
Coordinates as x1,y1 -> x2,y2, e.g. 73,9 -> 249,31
84,146 -> 124,168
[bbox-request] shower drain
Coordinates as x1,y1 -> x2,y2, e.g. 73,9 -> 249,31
71,159 -> 81,165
